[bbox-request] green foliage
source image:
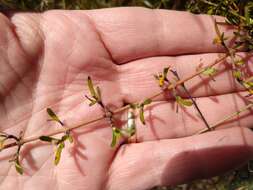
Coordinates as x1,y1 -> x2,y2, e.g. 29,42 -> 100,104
235,59 -> 245,66
85,76 -> 102,106
0,0 -> 252,189
87,76 -> 96,98
54,142 -> 65,165
0,0 -> 187,11
111,127 -> 122,148
139,106 -> 146,125
3,132 -> 24,175
129,99 -> 152,125
202,67 -> 218,76
154,67 -> 170,87
243,81 -> 253,95
39,135 -> 58,143
0,135 -> 7,151
14,159 -> 23,175
138,98 -> 152,125
233,70 -> 242,80
44,107 -> 73,164
47,108 -> 64,126
187,0 -> 253,51
213,19 -> 229,46
40,132 -> 73,165
175,96 -> 193,107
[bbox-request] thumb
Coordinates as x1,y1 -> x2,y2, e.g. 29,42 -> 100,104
106,127 -> 253,190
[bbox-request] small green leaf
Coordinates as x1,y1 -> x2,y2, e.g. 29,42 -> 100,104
68,135 -> 74,143
233,70 -> 242,80
139,107 -> 145,125
54,142 -> 65,165
47,108 -> 64,126
213,20 -> 222,43
248,89 -> 253,95
88,100 -> 97,106
129,103 -> 137,109
87,76 -> 96,98
235,59 -> 245,66
142,98 -> 152,106
110,127 -> 121,148
207,8 -> 213,15
60,134 -> 73,144
15,160 -> 23,175
96,86 -> 101,102
39,136 -> 58,143
202,67 -> 217,76
245,5 -> 253,25
176,96 -> 193,107
243,81 -> 253,94
163,67 -> 169,78
65,130 -> 74,143
61,135 -> 68,142
0,136 -> 6,151
243,81 -> 253,88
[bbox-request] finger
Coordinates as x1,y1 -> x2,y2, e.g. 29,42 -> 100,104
118,53 -> 253,102
106,127 -> 253,190
86,7 -> 232,63
0,13 -> 35,129
132,91 -> 253,141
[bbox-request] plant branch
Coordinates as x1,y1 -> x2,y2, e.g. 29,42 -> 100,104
197,102 -> 253,134
170,69 -> 211,131
1,54 -> 228,150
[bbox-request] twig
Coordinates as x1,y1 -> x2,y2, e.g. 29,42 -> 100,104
197,102 -> 253,134
2,54 -> 228,150
170,70 -> 211,131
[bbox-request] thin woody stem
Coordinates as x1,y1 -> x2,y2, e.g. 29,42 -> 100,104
3,116 -> 105,149
197,102 -> 253,134
170,70 -> 211,131
115,54 -> 228,113
2,54 -> 228,150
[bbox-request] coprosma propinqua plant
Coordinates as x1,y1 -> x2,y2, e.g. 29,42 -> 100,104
0,1 -> 253,176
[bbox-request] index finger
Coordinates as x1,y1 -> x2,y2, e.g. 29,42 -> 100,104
86,7 -> 230,63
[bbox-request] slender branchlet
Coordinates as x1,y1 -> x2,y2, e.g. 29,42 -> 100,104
213,19 -> 253,97
154,67 -> 193,109
197,102 -> 253,134
7,131 -> 24,175
135,99 -> 153,125
40,108 -> 74,166
0,54 -> 228,150
169,69 -> 211,131
85,76 -> 130,147
1,53 -> 250,175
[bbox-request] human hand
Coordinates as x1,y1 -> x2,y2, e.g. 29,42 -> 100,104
0,8 -> 252,190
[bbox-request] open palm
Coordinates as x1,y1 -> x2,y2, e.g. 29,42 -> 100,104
0,8 -> 252,190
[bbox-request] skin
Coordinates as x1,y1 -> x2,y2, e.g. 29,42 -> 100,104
0,7 -> 252,190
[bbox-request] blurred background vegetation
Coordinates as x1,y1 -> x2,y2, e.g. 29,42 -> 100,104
0,0 -> 253,189
1,0 -> 186,11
